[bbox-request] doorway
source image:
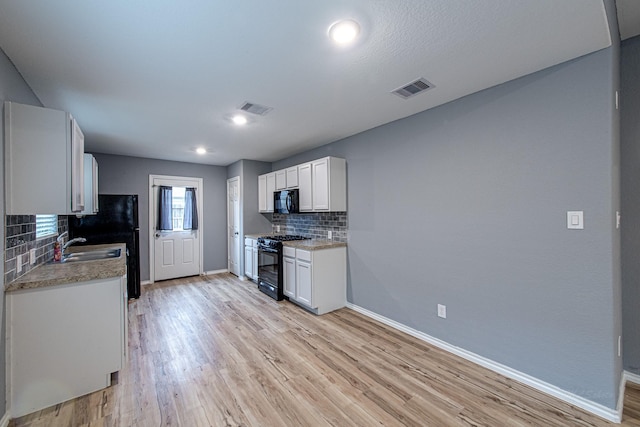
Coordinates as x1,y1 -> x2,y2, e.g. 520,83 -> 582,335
149,175 -> 204,282
227,176 -> 241,277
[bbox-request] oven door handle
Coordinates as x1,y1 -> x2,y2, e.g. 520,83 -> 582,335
258,246 -> 278,254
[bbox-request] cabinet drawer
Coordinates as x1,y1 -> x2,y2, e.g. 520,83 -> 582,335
296,249 -> 312,262
283,246 -> 296,258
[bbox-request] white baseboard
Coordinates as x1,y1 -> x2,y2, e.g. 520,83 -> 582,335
204,269 -> 228,276
140,280 -> 152,286
624,370 -> 640,385
346,303 -> 621,423
0,411 -> 10,427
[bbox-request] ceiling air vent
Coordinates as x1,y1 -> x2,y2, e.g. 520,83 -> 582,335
239,101 -> 273,116
392,78 -> 434,99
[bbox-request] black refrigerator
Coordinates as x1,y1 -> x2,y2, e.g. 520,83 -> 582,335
68,194 -> 141,299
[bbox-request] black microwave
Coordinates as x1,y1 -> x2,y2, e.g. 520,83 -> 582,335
274,189 -> 299,214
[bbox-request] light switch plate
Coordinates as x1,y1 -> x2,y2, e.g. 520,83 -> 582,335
567,211 -> 584,229
16,254 -> 23,273
437,304 -> 447,319
30,248 -> 37,265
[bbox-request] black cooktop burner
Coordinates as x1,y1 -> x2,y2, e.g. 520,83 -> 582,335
266,235 -> 308,242
257,235 -> 310,249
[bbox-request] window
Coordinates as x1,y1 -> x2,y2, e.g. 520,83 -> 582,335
171,187 -> 186,231
36,214 -> 58,239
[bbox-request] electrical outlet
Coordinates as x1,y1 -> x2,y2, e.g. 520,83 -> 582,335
327,230 -> 332,240
437,304 -> 447,319
30,248 -> 37,265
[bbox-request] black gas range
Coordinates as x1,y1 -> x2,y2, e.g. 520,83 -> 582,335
257,235 -> 309,300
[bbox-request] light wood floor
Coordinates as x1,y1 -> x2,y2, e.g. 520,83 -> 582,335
10,273 -> 640,426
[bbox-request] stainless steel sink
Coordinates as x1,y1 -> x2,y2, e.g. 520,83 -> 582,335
61,248 -> 122,263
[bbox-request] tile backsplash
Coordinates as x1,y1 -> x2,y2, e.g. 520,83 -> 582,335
272,212 -> 347,242
4,215 -> 68,285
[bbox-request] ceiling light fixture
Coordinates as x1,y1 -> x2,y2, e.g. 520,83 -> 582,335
195,147 -> 207,155
232,114 -> 248,125
328,19 -> 360,45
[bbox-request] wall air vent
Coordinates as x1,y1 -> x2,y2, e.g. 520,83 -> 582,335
239,101 -> 273,116
392,78 -> 435,99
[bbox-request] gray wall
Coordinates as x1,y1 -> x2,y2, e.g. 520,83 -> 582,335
240,160 -> 272,235
0,47 -> 42,419
91,153 -> 228,281
274,47 -> 622,408
227,159 -> 272,275
621,35 -> 640,374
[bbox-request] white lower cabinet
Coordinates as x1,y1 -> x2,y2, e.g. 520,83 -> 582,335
283,254 -> 296,298
283,245 -> 346,315
244,237 -> 259,282
245,245 -> 253,278
295,258 -> 313,307
8,275 -> 128,418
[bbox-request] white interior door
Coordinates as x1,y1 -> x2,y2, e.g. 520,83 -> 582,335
150,175 -> 203,282
227,177 -> 241,276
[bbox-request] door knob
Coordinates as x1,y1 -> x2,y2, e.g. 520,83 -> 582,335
155,232 -> 161,238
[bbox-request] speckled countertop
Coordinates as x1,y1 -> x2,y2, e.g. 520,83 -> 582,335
6,243 -> 127,292
244,234 -> 346,250
282,239 -> 346,250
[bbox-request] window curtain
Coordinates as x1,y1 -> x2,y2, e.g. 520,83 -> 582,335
158,186 -> 173,230
183,187 -> 199,230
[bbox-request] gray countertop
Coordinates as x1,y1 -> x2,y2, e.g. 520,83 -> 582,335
6,243 -> 128,292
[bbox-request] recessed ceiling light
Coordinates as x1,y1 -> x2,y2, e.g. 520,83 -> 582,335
195,147 -> 207,155
328,19 -> 360,45
232,114 -> 248,125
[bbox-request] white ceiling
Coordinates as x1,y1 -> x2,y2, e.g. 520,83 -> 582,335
0,1 -> 616,166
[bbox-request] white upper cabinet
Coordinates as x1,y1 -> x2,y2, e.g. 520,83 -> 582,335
258,172 -> 277,213
266,173 -> 276,212
258,175 -> 267,212
5,101 -> 85,214
261,156 -> 346,213
80,154 -> 99,215
275,169 -> 287,190
298,163 -> 313,211
311,157 -> 346,211
286,166 -> 298,188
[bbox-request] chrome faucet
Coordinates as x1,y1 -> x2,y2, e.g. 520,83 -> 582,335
63,237 -> 86,250
56,231 -> 68,245
61,237 -> 86,258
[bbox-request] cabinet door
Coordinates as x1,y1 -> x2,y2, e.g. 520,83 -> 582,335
258,175 -> 267,212
312,158 -> 329,211
9,277 -> 123,417
266,173 -> 276,212
5,102 -> 83,214
283,256 -> 296,298
92,157 -> 99,212
296,260 -> 313,307
252,247 -> 259,281
275,169 -> 287,190
245,246 -> 253,278
298,163 -> 312,211
70,117 -> 85,213
286,166 -> 299,188
81,154 -> 99,215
